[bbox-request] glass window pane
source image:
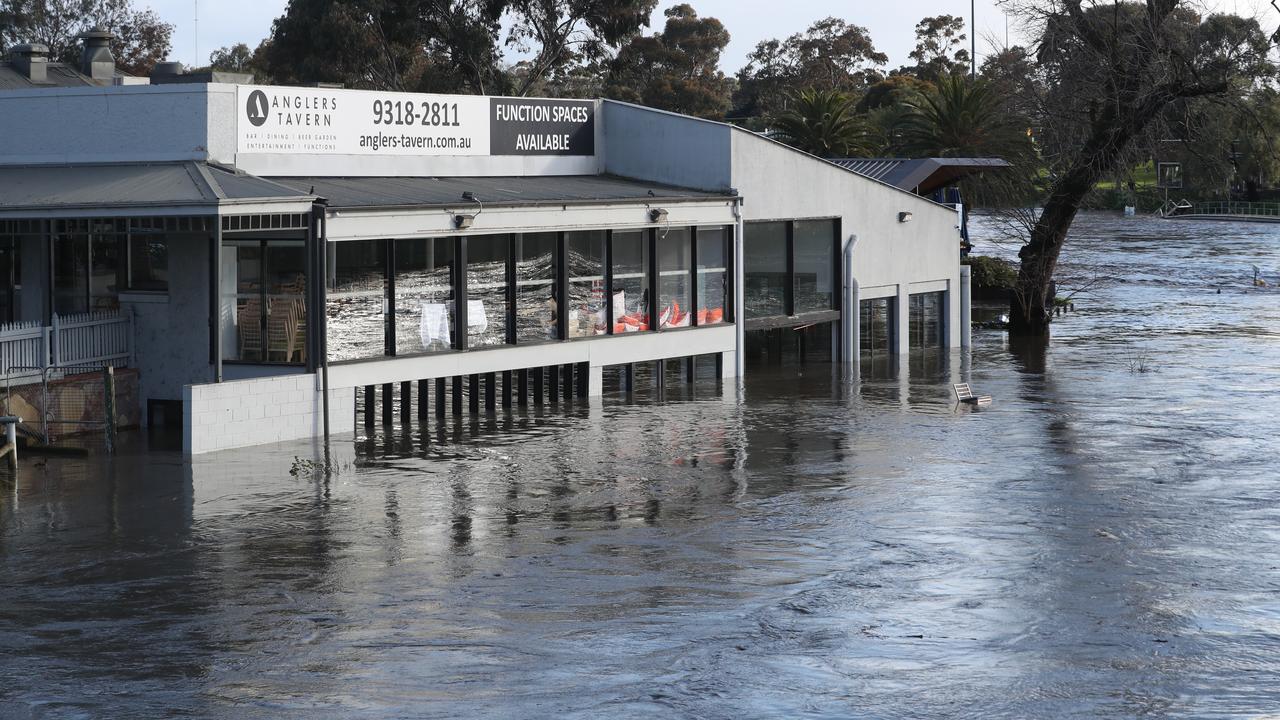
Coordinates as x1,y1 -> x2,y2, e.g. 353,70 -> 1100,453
908,291 -> 944,350
395,237 -> 455,355
696,226 -> 728,325
127,234 -> 169,291
794,220 -> 833,313
53,234 -> 88,316
90,234 -> 121,311
515,232 -> 559,343
0,237 -> 13,324
266,241 -> 307,363
860,297 -> 894,376
466,235 -> 509,348
327,239 -> 385,362
657,227 -> 691,328
744,222 -> 786,318
566,230 -> 606,338
610,230 -> 649,332
222,241 -> 262,362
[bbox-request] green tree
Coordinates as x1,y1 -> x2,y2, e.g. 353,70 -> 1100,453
1,0 -> 173,75
734,18 -> 887,118
897,73 -> 1032,159
899,14 -> 971,82
1004,0 -> 1274,335
207,42 -> 253,72
768,88 -> 872,157
504,0 -> 658,97
604,4 -> 733,119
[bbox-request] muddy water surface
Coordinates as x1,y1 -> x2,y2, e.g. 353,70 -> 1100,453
2,212 -> 1280,718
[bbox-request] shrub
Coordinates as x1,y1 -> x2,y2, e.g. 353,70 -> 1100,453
963,255 -> 1018,298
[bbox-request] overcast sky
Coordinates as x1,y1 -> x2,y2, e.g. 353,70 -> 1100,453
152,0 -> 1275,74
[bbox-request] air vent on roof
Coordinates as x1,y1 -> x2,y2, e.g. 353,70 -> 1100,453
8,43 -> 48,83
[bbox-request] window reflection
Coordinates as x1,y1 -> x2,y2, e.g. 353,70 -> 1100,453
696,226 -> 728,325
744,222 -> 787,318
610,230 -> 649,332
394,238 -> 454,355
794,220 -> 834,313
515,233 -> 559,343
657,227 -> 691,328
566,230 -> 607,338
466,235 -> 510,348
327,239 -> 386,362
222,239 -> 307,364
860,297 -> 894,376
909,291 -> 945,350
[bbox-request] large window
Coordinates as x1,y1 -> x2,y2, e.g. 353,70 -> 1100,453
466,235 -> 510,348
909,291 -> 945,350
515,233 -> 559,343
696,227 -> 728,325
657,228 -> 692,328
0,236 -> 14,324
860,297 -> 894,375
327,239 -> 387,363
127,235 -> 169,291
566,231 -> 607,338
51,220 -> 184,315
395,238 -> 455,355
611,230 -> 649,332
744,222 -> 787,317
793,220 -> 835,313
222,239 -> 307,363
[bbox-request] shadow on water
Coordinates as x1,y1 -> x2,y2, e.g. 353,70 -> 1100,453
1,212 -> 1280,717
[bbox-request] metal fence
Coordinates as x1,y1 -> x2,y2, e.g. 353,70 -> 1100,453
0,310 -> 134,383
1184,202 -> 1280,218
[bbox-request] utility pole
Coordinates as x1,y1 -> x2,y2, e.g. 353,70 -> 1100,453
194,0 -> 199,68
971,0 -> 977,78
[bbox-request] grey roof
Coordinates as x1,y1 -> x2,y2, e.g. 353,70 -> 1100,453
267,174 -> 730,210
0,61 -> 128,90
828,157 -> 1011,195
0,162 -> 313,213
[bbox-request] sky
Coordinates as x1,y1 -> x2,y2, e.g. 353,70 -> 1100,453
150,0 -> 1276,74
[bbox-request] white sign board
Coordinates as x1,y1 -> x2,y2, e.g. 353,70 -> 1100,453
235,85 -> 594,159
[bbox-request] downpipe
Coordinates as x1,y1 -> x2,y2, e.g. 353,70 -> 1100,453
841,234 -> 860,379
732,198 -> 746,383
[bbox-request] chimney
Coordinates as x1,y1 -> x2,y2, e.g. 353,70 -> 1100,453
9,43 -> 49,83
78,26 -> 116,82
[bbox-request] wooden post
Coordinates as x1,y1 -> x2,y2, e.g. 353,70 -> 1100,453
469,374 -> 480,414
518,368 -> 529,407
364,385 -> 375,426
625,363 -> 634,393
417,379 -> 429,419
562,363 -> 573,401
485,372 -> 496,412
451,376 -> 463,416
685,356 -> 695,384
381,382 -> 393,425
501,370 -> 513,408
532,366 -> 544,406
435,378 -> 446,419
400,380 -> 411,423
2,416 -> 19,469
576,362 -> 588,397
103,366 -> 116,454
548,365 -> 559,404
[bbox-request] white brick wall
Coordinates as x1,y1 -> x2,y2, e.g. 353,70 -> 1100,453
183,374 -> 356,455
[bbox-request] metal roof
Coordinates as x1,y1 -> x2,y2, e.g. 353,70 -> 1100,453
0,162 -> 313,213
828,157 -> 1011,195
267,174 -> 731,210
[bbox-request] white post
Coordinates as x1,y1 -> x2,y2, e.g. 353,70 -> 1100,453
896,285 -> 911,357
733,200 -> 746,381
50,313 -> 60,369
959,265 -> 972,349
4,418 -> 15,468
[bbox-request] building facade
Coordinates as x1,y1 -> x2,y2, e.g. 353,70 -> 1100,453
0,76 -> 968,455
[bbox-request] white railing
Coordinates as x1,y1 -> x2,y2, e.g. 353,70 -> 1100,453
0,310 -> 134,382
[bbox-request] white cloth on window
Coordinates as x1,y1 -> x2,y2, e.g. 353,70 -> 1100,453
467,299 -> 488,334
612,291 -> 626,321
420,302 -> 450,347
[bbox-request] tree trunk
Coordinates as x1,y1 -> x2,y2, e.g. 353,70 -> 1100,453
1009,96 -> 1168,336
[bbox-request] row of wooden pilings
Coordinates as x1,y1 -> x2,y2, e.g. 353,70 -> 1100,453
359,355 -> 722,427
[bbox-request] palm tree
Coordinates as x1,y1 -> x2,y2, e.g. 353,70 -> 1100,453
896,73 -> 1033,161
769,88 -> 874,158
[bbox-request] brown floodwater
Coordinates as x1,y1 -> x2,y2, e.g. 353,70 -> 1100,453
2,212 -> 1280,718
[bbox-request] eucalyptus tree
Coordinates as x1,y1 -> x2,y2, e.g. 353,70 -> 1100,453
0,0 -> 172,74
603,4 -> 733,119
1001,0 -> 1275,336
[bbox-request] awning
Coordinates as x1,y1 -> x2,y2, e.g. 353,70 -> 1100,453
0,161 -> 316,218
828,158 -> 1011,196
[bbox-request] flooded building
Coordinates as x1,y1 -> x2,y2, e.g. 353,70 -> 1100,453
0,41 -> 968,455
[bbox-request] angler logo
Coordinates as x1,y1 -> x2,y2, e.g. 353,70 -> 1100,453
246,89 -> 269,127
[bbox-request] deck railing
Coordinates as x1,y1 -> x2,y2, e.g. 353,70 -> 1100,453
0,310 -> 134,382
1183,201 -> 1280,218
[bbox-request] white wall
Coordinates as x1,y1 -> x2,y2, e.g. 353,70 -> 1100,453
729,129 -> 963,348
183,373 -> 356,455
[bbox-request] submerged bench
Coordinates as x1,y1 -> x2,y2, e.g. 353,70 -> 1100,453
0,416 -> 19,469
952,383 -> 992,407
